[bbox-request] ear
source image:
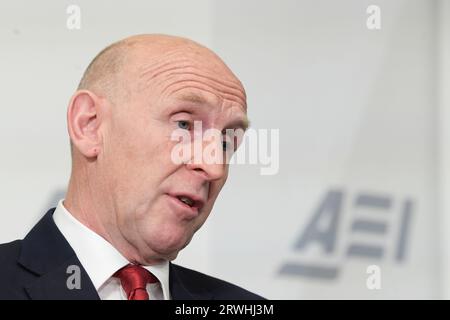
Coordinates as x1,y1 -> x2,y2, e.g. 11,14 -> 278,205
67,90 -> 104,158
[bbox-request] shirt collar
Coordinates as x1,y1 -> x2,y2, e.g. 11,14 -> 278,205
52,200 -> 171,299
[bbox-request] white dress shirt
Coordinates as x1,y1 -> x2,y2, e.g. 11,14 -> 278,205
52,200 -> 171,300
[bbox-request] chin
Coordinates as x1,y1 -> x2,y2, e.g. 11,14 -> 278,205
143,227 -> 193,259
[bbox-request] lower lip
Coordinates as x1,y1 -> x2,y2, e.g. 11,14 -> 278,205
166,194 -> 200,219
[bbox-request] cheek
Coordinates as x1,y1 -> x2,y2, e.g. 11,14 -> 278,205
112,125 -> 174,176
105,132 -> 176,214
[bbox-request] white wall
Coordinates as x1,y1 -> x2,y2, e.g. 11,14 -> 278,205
207,0 -> 439,299
438,0 -> 450,300
0,0 -> 444,299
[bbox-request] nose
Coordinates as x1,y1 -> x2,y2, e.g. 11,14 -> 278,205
186,160 -> 228,181
185,138 -> 228,181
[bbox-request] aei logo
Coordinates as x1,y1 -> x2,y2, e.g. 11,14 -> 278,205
279,189 -> 414,280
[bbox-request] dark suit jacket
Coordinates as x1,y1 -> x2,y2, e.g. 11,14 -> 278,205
0,208 -> 263,300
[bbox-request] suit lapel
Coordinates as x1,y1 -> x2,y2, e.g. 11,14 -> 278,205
169,263 -> 213,300
18,209 -> 99,300
24,256 -> 99,300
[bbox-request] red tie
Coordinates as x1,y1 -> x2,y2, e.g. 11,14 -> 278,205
113,264 -> 158,300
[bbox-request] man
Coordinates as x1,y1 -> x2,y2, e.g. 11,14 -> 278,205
0,34 -> 263,300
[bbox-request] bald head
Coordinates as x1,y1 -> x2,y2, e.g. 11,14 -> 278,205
77,34 -> 245,106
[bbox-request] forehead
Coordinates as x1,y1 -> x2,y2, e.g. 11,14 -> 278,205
134,48 -> 247,106
132,47 -> 248,127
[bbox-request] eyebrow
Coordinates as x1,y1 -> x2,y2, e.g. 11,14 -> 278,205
175,93 -> 250,131
177,93 -> 208,105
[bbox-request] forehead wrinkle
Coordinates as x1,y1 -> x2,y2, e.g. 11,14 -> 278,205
165,82 -> 246,111
169,84 -> 224,108
141,61 -> 245,99
138,52 -> 246,102
156,70 -> 245,99
156,69 -> 246,108
134,47 -> 247,109
138,46 -> 222,77
139,57 -> 191,81
136,49 -> 194,93
138,47 -> 217,83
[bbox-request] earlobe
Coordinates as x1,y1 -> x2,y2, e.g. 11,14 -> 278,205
67,90 -> 103,158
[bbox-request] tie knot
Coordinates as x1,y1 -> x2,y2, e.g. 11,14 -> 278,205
113,264 -> 158,300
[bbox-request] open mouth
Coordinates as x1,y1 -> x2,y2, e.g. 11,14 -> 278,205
177,195 -> 196,207
167,193 -> 205,212
165,193 -> 204,219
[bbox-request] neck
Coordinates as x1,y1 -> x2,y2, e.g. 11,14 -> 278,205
64,164 -> 162,265
65,166 -> 110,243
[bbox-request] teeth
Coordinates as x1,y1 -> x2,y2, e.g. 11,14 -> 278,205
178,196 -> 194,207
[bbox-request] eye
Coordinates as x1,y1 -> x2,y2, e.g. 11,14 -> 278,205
222,140 -> 228,152
222,135 -> 235,153
177,120 -> 191,130
222,131 -> 238,153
